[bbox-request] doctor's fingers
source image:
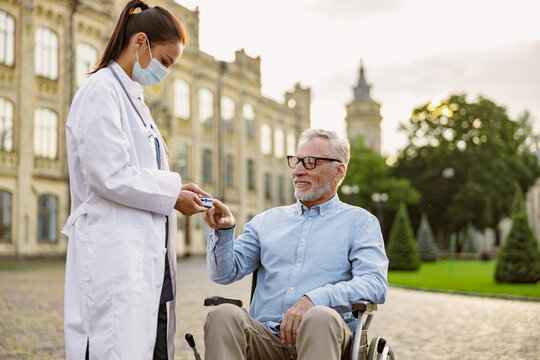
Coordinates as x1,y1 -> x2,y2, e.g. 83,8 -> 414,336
181,183 -> 210,196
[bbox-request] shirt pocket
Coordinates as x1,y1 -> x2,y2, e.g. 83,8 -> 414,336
82,223 -> 146,294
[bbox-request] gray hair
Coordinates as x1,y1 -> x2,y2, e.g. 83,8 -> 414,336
298,128 -> 350,166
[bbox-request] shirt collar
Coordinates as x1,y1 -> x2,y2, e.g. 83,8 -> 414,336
110,61 -> 144,99
295,194 -> 341,216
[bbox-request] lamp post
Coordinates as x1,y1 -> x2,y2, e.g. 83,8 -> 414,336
371,192 -> 388,230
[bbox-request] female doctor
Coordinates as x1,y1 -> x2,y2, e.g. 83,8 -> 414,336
62,1 -> 208,359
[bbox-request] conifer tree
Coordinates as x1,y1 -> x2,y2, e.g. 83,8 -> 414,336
494,186 -> 540,283
416,213 -> 438,262
462,224 -> 477,254
387,203 -> 421,270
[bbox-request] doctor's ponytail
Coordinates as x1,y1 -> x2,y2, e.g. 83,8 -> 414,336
92,0 -> 187,73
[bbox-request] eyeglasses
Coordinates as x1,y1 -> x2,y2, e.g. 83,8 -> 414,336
287,155 -> 341,170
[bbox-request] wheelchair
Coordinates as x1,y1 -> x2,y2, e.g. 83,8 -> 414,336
185,270 -> 395,360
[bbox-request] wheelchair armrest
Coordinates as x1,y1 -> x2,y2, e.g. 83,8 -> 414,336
204,296 -> 243,307
352,301 -> 377,313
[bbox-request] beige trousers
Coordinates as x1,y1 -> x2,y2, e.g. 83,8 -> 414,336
204,304 -> 352,360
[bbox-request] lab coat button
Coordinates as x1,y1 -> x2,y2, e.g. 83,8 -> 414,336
163,248 -> 167,255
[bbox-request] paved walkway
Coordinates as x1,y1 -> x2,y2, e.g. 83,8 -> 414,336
0,257 -> 539,359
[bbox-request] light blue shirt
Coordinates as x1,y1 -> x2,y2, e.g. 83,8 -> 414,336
206,195 -> 389,335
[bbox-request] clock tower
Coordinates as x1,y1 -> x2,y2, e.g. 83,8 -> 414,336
345,61 -> 382,154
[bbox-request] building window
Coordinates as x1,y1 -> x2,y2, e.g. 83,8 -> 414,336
278,175 -> 285,203
287,132 -> 296,156
199,88 -> 214,125
247,159 -> 255,190
274,128 -> 285,158
0,190 -> 11,242
0,97 -> 13,152
243,103 -> 255,137
264,173 -> 272,200
225,155 -> 234,187
34,108 -> 57,159
225,154 -> 234,187
37,194 -> 57,243
221,96 -> 235,132
203,149 -> 212,183
173,141 -> 189,180
174,79 -> 190,119
35,27 -> 58,80
76,43 -> 97,87
0,11 -> 15,66
261,124 -> 272,155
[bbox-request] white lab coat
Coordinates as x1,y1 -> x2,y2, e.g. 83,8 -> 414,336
63,62 -> 181,360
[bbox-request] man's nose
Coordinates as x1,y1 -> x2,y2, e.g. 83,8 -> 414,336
292,161 -> 306,176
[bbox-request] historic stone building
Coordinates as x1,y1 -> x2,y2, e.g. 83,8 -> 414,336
0,0 -> 310,257
345,61 -> 382,154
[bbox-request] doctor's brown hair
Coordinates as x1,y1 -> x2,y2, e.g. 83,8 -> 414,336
92,0 -> 187,73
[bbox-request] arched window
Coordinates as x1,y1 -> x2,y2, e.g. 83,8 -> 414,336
37,194 -> 57,242
287,132 -> 296,156
221,96 -> 235,132
0,190 -> 12,242
0,11 -> 15,66
260,124 -> 272,155
203,149 -> 213,183
199,88 -> 214,125
243,103 -> 255,137
174,79 -> 190,119
76,42 -> 97,86
35,27 -> 58,79
34,108 -> 58,159
225,154 -> 234,187
274,128 -> 285,158
0,97 -> 14,152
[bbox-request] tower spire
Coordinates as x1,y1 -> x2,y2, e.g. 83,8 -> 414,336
354,59 -> 372,102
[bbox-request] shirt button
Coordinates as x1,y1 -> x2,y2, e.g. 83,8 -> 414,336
290,287 -> 295,291
296,264 -> 301,267
308,217 -> 312,221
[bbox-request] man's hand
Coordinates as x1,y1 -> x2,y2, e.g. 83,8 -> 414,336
174,183 -> 210,216
204,199 -> 236,230
280,296 -> 314,347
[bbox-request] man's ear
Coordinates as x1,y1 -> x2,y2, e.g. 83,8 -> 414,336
335,163 -> 346,183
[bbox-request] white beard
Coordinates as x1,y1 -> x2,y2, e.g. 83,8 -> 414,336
294,181 -> 333,202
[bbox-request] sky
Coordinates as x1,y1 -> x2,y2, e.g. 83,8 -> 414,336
176,0 -> 540,156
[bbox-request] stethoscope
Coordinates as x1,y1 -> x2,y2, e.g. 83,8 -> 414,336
109,65 -> 167,168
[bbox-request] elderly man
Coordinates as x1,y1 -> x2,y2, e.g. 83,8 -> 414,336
203,128 -> 388,360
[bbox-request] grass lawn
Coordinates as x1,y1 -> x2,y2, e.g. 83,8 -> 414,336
388,260 -> 540,299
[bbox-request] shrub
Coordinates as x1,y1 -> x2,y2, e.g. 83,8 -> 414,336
387,203 -> 421,270
416,213 -> 438,262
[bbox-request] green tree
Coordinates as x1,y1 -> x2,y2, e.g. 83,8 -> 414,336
416,213 -> 438,262
392,94 -> 540,248
461,224 -> 477,254
339,135 -> 420,212
387,203 -> 421,270
494,214 -> 540,283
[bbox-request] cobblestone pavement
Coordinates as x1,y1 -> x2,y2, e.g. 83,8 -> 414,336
1,257 -> 539,359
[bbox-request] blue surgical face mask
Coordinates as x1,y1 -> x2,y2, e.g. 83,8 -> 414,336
132,38 -> 170,86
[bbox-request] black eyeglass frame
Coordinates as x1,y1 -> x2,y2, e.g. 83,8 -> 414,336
286,155 -> 342,170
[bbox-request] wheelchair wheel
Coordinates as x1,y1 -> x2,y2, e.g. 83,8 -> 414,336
367,336 -> 395,360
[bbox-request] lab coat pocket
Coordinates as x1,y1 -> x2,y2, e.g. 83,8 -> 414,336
85,223 -> 146,294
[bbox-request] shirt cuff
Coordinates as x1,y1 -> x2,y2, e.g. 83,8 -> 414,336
305,287 -> 330,307
208,227 -> 235,250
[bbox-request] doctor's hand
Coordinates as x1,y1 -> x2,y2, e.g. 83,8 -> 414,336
204,199 -> 236,230
280,296 -> 314,347
175,189 -> 209,216
180,183 -> 210,196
